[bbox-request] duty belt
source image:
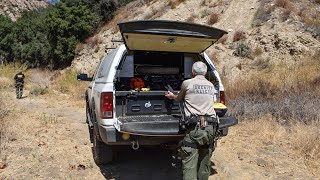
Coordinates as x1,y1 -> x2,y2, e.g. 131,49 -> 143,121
187,116 -> 216,124
180,140 -> 214,149
184,115 -> 217,129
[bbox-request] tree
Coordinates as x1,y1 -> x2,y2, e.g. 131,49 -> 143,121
0,0 -> 133,68
46,2 -> 98,68
0,15 -> 15,63
11,10 -> 51,67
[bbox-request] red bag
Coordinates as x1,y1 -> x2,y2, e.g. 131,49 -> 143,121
130,78 -> 145,89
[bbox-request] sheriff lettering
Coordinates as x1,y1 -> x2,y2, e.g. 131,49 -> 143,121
193,85 -> 213,94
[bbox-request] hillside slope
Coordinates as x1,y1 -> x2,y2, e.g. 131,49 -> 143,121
0,0 -> 48,21
72,0 -> 319,80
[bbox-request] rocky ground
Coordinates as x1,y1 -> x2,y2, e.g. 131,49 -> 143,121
0,0 -> 48,21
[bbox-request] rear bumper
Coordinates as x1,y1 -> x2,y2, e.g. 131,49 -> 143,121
118,115 -> 181,135
98,115 -> 238,144
118,115 -> 238,135
98,124 -> 183,145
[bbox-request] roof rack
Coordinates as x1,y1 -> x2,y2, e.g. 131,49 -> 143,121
111,39 -> 124,43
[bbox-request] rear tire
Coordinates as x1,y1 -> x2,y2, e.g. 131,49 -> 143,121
91,110 -> 113,165
86,103 -> 90,124
93,126 -> 113,165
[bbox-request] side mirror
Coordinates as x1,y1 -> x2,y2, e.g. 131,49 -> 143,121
77,73 -> 93,81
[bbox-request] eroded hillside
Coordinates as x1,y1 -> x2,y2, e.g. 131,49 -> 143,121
72,0 -> 320,81
0,0 -> 48,21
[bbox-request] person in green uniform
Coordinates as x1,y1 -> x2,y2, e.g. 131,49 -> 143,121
165,61 -> 218,180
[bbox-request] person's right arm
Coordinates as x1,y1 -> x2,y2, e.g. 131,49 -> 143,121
165,81 -> 187,102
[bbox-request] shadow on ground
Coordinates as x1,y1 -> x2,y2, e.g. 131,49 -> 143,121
97,147 -> 182,180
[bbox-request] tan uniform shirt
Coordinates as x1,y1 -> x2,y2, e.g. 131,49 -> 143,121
175,75 -> 216,118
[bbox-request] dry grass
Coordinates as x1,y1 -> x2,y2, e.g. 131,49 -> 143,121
252,3 -> 274,27
225,55 -> 320,167
151,4 -> 169,19
253,47 -> 264,57
233,30 -> 246,42
298,7 -> 320,35
290,121 -> 320,165
200,9 -> 210,18
54,69 -> 88,99
282,8 -> 291,20
0,63 -> 28,79
26,69 -> 60,96
167,0 -> 185,9
0,77 -> 12,90
0,64 -> 28,90
28,69 -> 53,88
274,0 -> 291,9
30,86 -> 49,96
185,14 -> 197,23
143,9 -> 157,19
143,2 -> 170,20
168,0 -> 176,9
240,117 -> 320,170
75,43 -> 86,55
200,0 -> 206,6
0,92 -> 16,160
207,50 -> 220,64
85,36 -> 102,49
217,34 -> 228,44
252,57 -> 270,70
207,13 -> 219,25
0,93 -> 9,123
111,26 -> 119,34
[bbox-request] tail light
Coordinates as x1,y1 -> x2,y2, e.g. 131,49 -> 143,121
100,92 -> 113,118
219,91 -> 225,105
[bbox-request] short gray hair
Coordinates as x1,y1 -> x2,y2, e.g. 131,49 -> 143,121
192,61 -> 207,76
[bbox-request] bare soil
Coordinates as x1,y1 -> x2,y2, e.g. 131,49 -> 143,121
0,91 -> 183,179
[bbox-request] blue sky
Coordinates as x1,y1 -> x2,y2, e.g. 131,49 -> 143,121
48,0 -> 60,5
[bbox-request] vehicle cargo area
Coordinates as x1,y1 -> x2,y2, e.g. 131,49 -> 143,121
114,51 -> 220,115
113,51 -> 220,135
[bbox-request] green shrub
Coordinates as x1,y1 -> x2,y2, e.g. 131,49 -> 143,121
233,42 -> 252,58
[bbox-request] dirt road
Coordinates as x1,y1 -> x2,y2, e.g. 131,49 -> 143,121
1,91 -> 318,179
1,92 -> 188,179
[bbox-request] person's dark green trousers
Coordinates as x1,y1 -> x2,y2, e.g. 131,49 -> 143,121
181,124 -> 215,180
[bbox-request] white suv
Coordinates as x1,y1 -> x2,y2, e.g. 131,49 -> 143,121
78,20 -> 238,164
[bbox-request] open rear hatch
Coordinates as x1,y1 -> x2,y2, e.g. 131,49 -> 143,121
118,20 -> 227,53
115,21 -> 236,136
